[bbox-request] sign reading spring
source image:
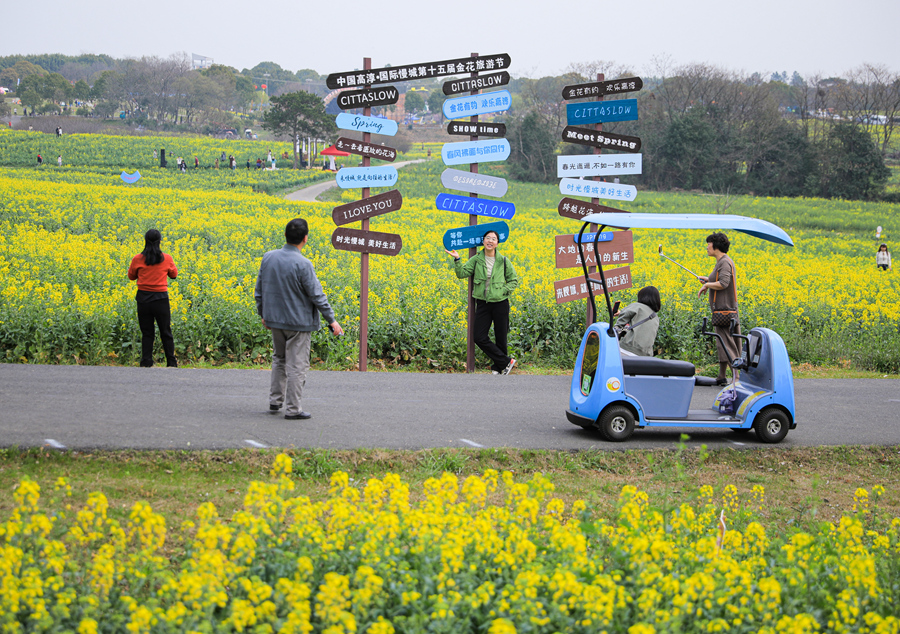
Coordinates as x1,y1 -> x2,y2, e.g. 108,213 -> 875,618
443,90 -> 512,120
441,138 -> 511,166
436,193 -> 516,220
335,166 -> 398,189
335,113 -> 398,137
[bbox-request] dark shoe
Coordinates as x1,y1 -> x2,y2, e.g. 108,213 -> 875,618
269,404 -> 281,414
285,411 -> 312,420
167,360 -> 178,368
716,377 -> 728,386
502,358 -> 517,375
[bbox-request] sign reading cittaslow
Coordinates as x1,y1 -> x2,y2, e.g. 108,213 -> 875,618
336,113 -> 398,137
559,178 -> 637,202
327,54 -> 511,89
436,193 -> 516,220
443,221 -> 510,250
337,86 -> 399,110
332,190 -> 403,226
440,168 -> 508,197
442,139 -> 511,165
557,154 -> 643,178
332,227 -> 402,256
335,166 -> 398,189
443,90 -> 512,120
566,98 -> 638,125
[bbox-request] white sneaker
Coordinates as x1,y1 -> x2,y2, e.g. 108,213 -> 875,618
502,358 -> 517,375
492,370 -> 500,375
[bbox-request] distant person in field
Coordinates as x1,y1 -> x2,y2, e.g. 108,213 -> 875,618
446,229 -> 519,375
57,155 -> 62,167
255,218 -> 343,420
877,243 -> 892,271
194,156 -> 199,169
128,229 -> 178,368
37,154 -> 42,166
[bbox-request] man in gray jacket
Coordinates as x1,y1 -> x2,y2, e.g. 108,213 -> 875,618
255,218 -> 343,419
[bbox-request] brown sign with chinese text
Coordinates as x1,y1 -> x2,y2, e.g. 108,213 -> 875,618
555,231 -> 634,269
335,137 -> 397,162
332,227 -> 402,256
332,190 -> 403,227
557,197 -> 629,221
554,267 -> 633,304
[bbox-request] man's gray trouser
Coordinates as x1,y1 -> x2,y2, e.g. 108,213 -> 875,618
269,329 -> 311,416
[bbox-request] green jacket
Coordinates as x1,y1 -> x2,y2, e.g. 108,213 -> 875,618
453,250 -> 519,303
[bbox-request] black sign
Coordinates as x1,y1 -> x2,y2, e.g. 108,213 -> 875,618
335,137 -> 397,162
557,197 -> 629,221
442,71 -> 511,95
332,227 -> 402,256
332,190 -> 403,227
561,76 -> 644,100
326,54 -> 511,89
337,86 -> 399,110
561,126 -> 642,153
447,121 -> 507,138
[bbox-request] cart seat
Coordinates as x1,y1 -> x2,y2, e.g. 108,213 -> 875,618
622,357 -> 695,378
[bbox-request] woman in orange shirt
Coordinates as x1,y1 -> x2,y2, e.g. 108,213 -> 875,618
127,229 -> 178,367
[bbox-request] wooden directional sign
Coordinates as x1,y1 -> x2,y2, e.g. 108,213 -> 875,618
336,113 -> 398,137
554,267 -> 633,304
447,121 -> 507,137
562,126 -> 642,152
335,166 -> 398,189
332,227 -> 402,256
573,231 -> 614,243
442,138 -> 511,165
337,85 -> 400,110
443,90 -> 512,120
327,53 -> 511,89
555,231 -> 634,269
566,98 -> 639,126
335,137 -> 397,162
559,178 -> 637,202
443,71 -> 511,95
332,190 -> 402,226
557,154 -> 643,178
436,193 -> 516,220
441,168 -> 508,197
443,221 -> 510,251
561,76 -> 643,100
558,197 -> 629,221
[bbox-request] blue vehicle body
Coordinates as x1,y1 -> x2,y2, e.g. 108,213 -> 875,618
565,213 -> 797,443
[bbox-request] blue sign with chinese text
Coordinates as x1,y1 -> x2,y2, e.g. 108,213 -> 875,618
335,166 -> 398,189
566,99 -> 638,125
441,138 -> 511,166
572,232 -> 614,243
443,90 -> 512,120
559,178 -> 638,202
335,113 -> 398,137
442,221 -> 510,250
436,193 -> 516,219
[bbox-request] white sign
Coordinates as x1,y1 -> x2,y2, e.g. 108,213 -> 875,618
559,178 -> 637,202
557,154 -> 643,178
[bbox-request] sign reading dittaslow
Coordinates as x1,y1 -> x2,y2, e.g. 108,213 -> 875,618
442,139 -> 511,166
336,113 -> 398,136
559,178 -> 637,202
332,227 -> 402,256
566,98 -> 638,125
441,168 -> 508,197
327,54 -> 511,89
443,90 -> 512,120
332,190 -> 402,226
562,126 -> 641,152
557,154 -> 643,178
554,267 -> 633,304
554,231 -> 634,269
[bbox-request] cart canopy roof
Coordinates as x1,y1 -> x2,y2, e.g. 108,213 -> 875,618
580,212 -> 794,247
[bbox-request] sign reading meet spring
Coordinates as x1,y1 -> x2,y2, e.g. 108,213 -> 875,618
443,90 -> 512,120
335,166 -> 398,189
441,139 -> 511,166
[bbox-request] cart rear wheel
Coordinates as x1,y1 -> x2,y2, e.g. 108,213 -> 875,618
753,407 -> 790,443
597,405 -> 635,442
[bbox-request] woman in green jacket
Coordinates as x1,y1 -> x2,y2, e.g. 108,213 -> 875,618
446,229 -> 519,375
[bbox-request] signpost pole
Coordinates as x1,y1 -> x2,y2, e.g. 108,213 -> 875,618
587,72 -> 605,326
359,57 -> 372,372
466,52 -> 479,374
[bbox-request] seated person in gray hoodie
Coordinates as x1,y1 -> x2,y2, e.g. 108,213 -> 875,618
614,286 -> 661,357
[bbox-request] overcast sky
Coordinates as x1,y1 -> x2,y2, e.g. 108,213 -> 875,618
4,0 -> 897,80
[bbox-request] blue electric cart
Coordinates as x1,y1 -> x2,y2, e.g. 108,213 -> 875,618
566,213 -> 797,443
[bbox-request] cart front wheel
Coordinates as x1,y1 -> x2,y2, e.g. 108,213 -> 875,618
753,407 -> 790,443
597,405 -> 635,442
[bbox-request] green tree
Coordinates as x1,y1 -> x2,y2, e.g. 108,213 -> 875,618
811,123 -> 891,200
427,90 -> 445,120
72,80 -> 91,101
261,91 -> 335,169
507,110 -> 557,183
405,90 -> 425,114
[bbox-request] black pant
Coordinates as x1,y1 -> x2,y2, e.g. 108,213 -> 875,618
474,299 -> 511,372
137,299 -> 176,367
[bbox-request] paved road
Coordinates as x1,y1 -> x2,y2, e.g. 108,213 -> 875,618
1,365 -> 898,451
284,160 -> 429,202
